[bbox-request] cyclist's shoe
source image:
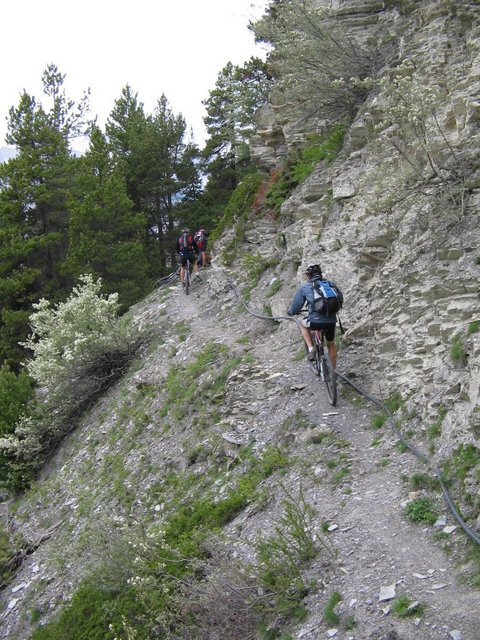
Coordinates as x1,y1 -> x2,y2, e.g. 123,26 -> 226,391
307,349 -> 316,361
195,273 -> 203,282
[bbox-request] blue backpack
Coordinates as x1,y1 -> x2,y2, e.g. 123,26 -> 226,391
312,279 -> 342,316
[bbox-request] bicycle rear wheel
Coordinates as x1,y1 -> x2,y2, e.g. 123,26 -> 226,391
322,354 -> 337,406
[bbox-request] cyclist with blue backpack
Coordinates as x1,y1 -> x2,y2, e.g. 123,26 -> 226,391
287,264 -> 343,369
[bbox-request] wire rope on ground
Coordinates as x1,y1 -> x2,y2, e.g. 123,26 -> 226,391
155,268 -> 180,289
226,279 -> 480,546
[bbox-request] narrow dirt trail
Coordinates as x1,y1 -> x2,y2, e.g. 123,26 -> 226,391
177,273 -> 480,640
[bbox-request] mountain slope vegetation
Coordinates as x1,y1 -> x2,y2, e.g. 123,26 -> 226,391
0,1 -> 479,639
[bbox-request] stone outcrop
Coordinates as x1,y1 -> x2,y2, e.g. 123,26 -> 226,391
249,0 -> 480,463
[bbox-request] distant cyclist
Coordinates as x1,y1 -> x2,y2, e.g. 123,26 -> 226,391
176,228 -> 201,286
194,228 -> 209,268
287,264 -> 343,369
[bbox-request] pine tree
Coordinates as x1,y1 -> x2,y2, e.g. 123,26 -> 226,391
65,126 -> 150,310
202,57 -> 273,201
0,64 -> 90,366
107,90 -> 201,273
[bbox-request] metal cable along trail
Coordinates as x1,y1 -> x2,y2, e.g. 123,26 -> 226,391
226,279 -> 480,547
155,268 -> 180,289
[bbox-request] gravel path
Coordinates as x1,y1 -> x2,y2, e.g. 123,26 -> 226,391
186,273 -> 480,640
1,273 -> 479,640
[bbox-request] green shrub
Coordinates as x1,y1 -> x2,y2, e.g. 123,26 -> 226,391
291,125 -> 346,183
324,591 -> 342,625
262,126 -> 346,216
0,523 -> 15,586
467,321 -> 480,335
244,252 -> 270,287
256,491 -> 318,623
210,172 -> 263,246
392,595 -> 425,617
444,444 -> 480,505
371,414 -> 387,429
450,334 -> 466,363
266,279 -> 283,297
426,405 -> 447,442
0,275 -> 146,490
410,473 -> 438,491
451,444 -> 480,481
384,392 -> 404,413
404,497 -> 438,525
31,583 -> 143,640
0,365 -> 34,438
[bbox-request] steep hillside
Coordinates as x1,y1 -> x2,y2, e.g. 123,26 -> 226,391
1,253 -> 479,639
1,1 -> 479,639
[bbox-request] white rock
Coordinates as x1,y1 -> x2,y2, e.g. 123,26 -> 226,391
11,583 -> 27,593
326,630 -> 338,638
443,525 -> 457,534
449,631 -> 462,640
379,584 -> 396,601
332,176 -> 356,199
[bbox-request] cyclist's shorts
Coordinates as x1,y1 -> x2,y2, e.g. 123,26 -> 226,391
302,319 -> 335,342
179,252 -> 195,267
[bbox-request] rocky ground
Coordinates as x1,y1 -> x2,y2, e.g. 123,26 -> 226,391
181,270 -> 480,640
1,265 -> 479,640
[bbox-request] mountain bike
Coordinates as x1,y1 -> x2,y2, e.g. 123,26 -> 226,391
305,326 -> 337,406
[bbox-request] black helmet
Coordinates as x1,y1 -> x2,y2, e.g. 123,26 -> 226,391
305,264 -> 322,277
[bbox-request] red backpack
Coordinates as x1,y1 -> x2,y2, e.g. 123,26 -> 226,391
178,232 -> 194,253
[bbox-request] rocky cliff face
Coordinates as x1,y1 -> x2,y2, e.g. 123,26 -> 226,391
250,0 -> 480,468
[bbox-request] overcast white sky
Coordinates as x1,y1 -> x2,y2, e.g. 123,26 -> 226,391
1,0 -> 270,149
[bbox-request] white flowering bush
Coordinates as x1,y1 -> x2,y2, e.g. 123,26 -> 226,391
0,275 -> 147,490
370,60 -> 477,217
22,274 -> 121,392
376,61 -> 445,168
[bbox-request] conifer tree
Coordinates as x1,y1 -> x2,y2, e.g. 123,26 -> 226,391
107,89 -> 201,272
65,126 -> 150,310
202,57 -> 273,202
0,65 -> 90,366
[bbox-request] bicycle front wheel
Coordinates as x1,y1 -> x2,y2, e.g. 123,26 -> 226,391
184,262 -> 191,295
322,354 -> 337,406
